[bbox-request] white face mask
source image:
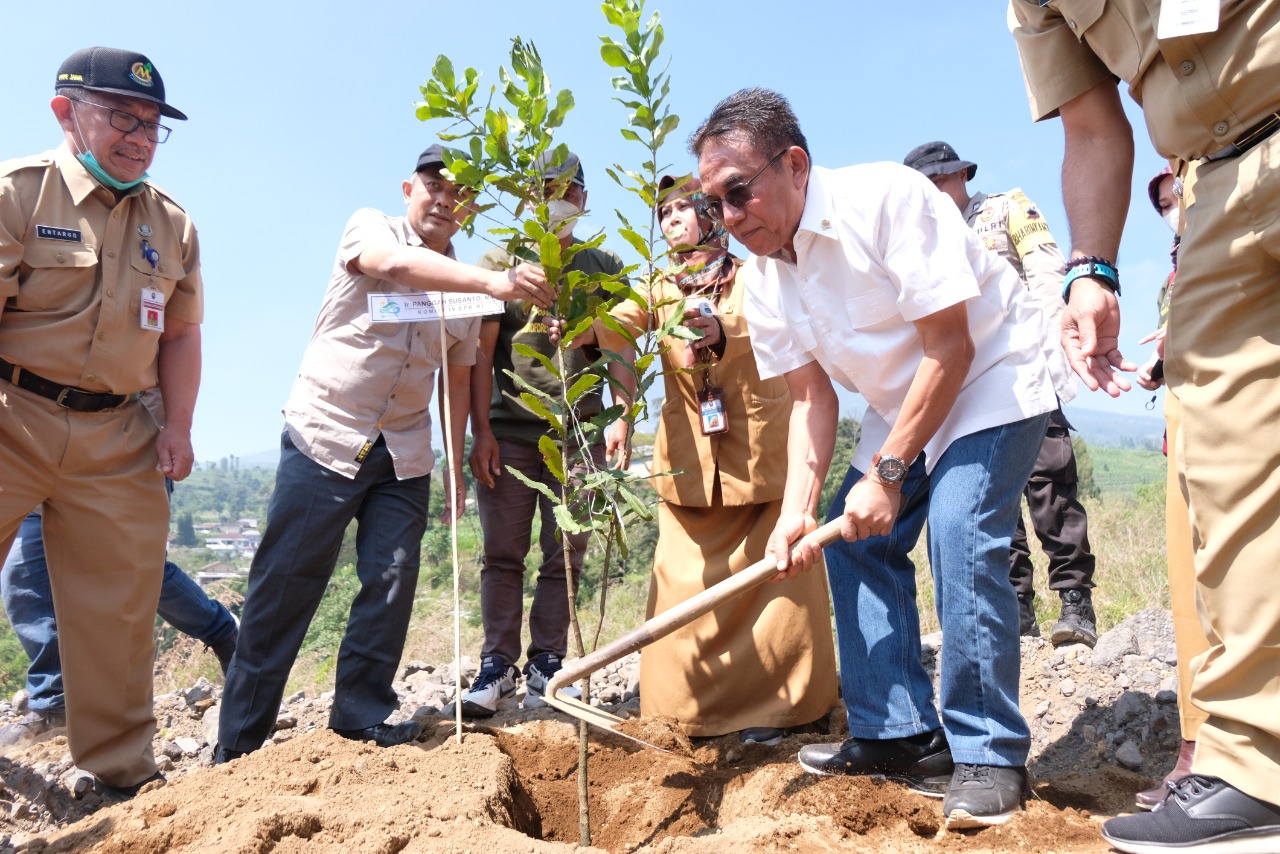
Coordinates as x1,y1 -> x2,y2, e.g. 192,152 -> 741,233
1162,207 -> 1180,234
546,198 -> 580,239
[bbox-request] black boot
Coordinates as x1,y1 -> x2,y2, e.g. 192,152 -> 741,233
1049,588 -> 1098,647
1017,594 -> 1041,638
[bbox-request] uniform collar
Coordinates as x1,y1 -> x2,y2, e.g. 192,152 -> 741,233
966,191 -> 988,219
52,142 -> 148,205
793,166 -> 841,243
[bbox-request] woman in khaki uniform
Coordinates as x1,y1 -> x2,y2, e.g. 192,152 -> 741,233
600,176 -> 838,741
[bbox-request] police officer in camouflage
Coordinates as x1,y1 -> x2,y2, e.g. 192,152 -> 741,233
905,141 -> 1098,648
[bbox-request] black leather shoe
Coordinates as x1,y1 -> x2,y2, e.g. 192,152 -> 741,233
213,743 -> 248,765
98,771 -> 166,803
798,729 -> 954,797
331,720 -> 422,748
943,764 -> 1028,829
1103,775 -> 1280,853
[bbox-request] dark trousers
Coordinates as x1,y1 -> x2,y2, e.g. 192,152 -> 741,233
1008,409 -> 1095,598
476,438 -> 603,666
218,430 -> 429,752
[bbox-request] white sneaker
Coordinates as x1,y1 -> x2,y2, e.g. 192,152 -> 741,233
523,653 -> 581,709
460,655 -> 518,718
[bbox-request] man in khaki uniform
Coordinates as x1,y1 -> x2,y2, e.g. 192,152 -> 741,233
905,141 -> 1099,648
0,46 -> 200,797
1010,2 -> 1280,849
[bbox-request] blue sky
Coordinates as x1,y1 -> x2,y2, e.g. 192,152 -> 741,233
2,1 -> 1173,462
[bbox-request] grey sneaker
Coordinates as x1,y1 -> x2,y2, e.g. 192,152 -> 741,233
1050,588 -> 1098,648
460,655 -> 518,717
1017,594 -> 1041,638
943,764 -> 1028,829
1102,775 -> 1280,853
0,708 -> 66,747
522,653 -> 581,709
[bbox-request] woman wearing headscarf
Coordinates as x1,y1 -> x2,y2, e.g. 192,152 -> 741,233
593,175 -> 839,742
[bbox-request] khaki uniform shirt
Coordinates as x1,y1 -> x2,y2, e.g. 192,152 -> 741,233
964,189 -> 1066,328
1009,0 -> 1280,160
600,261 -> 790,508
0,144 -> 203,394
283,208 -> 479,480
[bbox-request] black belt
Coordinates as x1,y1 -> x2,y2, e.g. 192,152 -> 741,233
1202,112 -> 1280,164
0,358 -> 134,412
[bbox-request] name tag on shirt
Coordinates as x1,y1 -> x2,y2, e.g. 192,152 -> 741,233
1157,0 -> 1219,38
368,291 -> 502,322
141,287 -> 165,332
35,225 -> 83,242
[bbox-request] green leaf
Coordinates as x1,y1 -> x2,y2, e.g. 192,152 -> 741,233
512,343 -> 559,377
538,435 -> 565,483
553,504 -> 588,534
432,55 -> 457,92
600,43 -> 630,68
506,466 -> 559,503
566,374 -> 601,404
518,392 -> 564,434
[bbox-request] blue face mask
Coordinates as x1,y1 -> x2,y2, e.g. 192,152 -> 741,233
76,150 -> 148,191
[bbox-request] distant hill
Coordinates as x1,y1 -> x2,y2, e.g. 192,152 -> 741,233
219,396 -> 1166,471
1061,405 -> 1164,450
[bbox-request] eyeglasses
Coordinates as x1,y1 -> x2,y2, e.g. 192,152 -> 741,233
704,148 -> 789,221
71,98 -> 171,143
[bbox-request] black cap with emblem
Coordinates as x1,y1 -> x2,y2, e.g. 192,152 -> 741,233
55,47 -> 187,121
903,141 -> 976,181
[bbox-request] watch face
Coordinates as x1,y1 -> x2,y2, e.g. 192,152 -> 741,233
876,455 -> 907,482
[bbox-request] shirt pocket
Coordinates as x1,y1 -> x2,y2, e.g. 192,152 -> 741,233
15,242 -> 98,311
128,244 -> 182,321
844,287 -> 899,330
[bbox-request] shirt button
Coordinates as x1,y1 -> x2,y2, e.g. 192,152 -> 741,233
1067,18 -> 1077,29
106,289 -> 114,297
1213,121 -> 1230,135
1179,60 -> 1195,75
87,374 -> 96,381
56,253 -> 66,263
390,393 -> 397,400
107,250 -> 117,258
97,333 -> 106,341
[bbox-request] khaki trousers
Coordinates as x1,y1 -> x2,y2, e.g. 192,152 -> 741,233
0,383 -> 167,787
1166,131 -> 1280,801
1163,392 -> 1209,741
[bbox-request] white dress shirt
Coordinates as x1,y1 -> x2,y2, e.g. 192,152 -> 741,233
740,163 -> 1073,474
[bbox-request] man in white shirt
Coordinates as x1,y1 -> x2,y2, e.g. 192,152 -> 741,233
692,88 -> 1069,830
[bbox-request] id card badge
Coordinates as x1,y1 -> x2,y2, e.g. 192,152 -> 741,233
1157,0 -> 1219,39
698,386 -> 728,436
140,287 -> 165,332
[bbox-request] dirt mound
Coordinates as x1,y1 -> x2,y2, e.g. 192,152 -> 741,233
2,609 -> 1188,852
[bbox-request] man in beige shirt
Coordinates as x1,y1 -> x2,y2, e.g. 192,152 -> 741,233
215,145 -> 553,762
1011,1 -> 1280,849
0,46 -> 200,798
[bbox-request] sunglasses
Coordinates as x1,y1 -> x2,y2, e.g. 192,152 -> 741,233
71,98 -> 171,144
704,148 -> 789,221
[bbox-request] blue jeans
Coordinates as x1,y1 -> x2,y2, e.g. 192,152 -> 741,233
218,430 -> 430,752
825,414 -> 1047,767
1,511 -> 239,711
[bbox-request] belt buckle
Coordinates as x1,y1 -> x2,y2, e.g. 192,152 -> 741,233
55,387 -> 72,407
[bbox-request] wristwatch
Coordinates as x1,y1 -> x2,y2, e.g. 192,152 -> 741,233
871,452 -> 908,484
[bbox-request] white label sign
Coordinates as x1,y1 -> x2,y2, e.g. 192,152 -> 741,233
1157,0 -> 1220,39
367,291 -> 503,323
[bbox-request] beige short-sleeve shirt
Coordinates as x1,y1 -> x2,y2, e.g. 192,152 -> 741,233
283,208 -> 480,480
1009,0 -> 1280,161
0,144 -> 203,394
